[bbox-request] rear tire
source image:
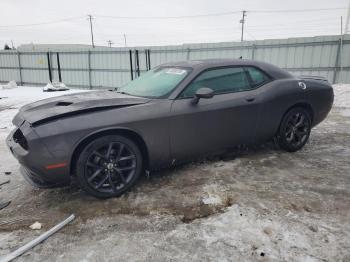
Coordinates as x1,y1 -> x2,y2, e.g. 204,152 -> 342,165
76,135 -> 143,198
278,107 -> 311,152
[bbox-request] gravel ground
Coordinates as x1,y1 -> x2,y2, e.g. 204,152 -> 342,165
0,85 -> 349,262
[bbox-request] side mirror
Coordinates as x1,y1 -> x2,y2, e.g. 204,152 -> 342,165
191,87 -> 214,104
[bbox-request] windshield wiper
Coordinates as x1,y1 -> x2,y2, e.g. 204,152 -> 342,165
114,87 -> 131,95
116,91 -> 132,95
114,87 -> 143,97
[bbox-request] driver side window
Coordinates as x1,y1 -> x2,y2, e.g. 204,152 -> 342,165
179,67 -> 251,98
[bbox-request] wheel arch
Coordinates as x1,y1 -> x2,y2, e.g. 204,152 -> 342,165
288,102 -> 313,122
69,128 -> 150,176
277,102 -> 314,134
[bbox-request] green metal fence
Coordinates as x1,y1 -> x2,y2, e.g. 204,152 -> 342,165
0,34 -> 349,89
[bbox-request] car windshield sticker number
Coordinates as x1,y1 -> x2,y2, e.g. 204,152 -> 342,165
165,68 -> 186,75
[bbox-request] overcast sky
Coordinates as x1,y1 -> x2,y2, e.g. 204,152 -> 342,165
0,0 -> 349,48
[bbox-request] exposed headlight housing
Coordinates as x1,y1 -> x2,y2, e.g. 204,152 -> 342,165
13,128 -> 28,150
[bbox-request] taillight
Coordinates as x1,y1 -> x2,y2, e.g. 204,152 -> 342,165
13,129 -> 28,150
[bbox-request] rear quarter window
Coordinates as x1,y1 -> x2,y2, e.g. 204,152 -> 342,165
246,67 -> 271,87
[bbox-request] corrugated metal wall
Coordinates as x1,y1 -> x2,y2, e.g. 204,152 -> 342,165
0,34 -> 349,89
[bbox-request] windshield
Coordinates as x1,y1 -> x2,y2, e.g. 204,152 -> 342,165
117,67 -> 190,98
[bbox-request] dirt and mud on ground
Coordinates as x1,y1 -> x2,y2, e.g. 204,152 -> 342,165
0,86 -> 349,261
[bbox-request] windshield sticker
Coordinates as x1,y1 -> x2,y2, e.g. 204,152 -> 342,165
165,68 -> 186,75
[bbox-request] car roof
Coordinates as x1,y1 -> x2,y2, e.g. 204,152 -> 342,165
160,59 -> 293,79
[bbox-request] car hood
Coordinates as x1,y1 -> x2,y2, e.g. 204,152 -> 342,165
13,91 -> 151,126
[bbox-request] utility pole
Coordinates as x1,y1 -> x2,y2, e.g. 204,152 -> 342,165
11,40 -> 14,49
240,11 -> 247,42
87,14 -> 95,48
107,40 -> 113,48
340,16 -> 344,75
345,0 -> 350,33
123,34 -> 127,47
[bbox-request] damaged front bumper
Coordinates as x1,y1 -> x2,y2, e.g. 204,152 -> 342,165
19,166 -> 67,188
6,123 -> 71,188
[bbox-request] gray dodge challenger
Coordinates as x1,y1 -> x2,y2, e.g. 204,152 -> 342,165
6,59 -> 334,198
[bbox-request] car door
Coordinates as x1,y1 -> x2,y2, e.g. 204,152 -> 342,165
169,66 -> 262,162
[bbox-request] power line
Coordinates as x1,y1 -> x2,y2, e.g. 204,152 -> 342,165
247,17 -> 342,29
0,7 -> 346,29
95,11 -> 241,20
3,21 -> 340,46
21,23 -> 336,45
0,16 -> 83,28
250,7 -> 347,13
0,7 -> 346,47
95,7 -> 346,20
0,17 -> 339,36
83,23 -> 338,40
245,29 -> 257,41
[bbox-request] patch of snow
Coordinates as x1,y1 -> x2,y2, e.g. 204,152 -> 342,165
0,81 -> 17,90
159,204 -> 328,261
332,84 -> 350,117
339,108 -> 350,117
333,84 -> 350,108
29,221 -> 42,230
43,82 -> 69,92
202,195 -> 222,205
201,184 -> 223,205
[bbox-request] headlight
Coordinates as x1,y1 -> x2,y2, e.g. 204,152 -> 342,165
13,128 -> 28,150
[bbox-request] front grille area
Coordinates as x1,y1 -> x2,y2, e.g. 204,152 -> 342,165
13,128 -> 28,150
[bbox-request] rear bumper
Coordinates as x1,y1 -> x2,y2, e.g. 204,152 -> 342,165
312,88 -> 334,127
6,126 -> 71,188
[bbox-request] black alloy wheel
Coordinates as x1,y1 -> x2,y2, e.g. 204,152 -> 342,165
278,107 -> 311,152
76,135 -> 143,198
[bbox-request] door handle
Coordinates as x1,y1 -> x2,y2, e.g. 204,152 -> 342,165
246,98 -> 255,102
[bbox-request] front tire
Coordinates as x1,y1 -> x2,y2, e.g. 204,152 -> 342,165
76,135 -> 143,198
278,107 -> 311,152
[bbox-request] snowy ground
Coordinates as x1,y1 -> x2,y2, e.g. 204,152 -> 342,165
0,86 -> 88,129
0,85 -> 349,261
